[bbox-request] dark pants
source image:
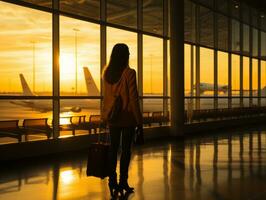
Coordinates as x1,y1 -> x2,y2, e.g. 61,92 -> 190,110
109,126 -> 134,182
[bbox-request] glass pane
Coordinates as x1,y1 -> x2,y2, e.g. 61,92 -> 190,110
200,47 -> 214,96
243,57 -> 250,96
185,44 -> 192,95
107,0 -> 137,29
184,0 -> 196,43
252,59 -> 258,91
217,14 -> 228,51
143,98 -> 163,112
252,28 -> 258,57
231,20 -> 240,53
21,0 -> 52,8
0,99 -> 52,144
218,51 -> 228,97
107,27 -> 138,72
232,54 -> 240,96
143,98 -> 165,127
59,99 -> 100,137
0,1 -> 52,96
143,0 -> 163,35
199,6 -> 214,48
200,98 -> 214,110
143,35 -> 163,95
60,0 -> 100,20
218,98 -> 228,109
261,61 -> 266,96
243,24 -> 249,55
60,16 -> 100,96
261,32 -> 266,59
252,59 -> 258,106
167,40 -> 171,97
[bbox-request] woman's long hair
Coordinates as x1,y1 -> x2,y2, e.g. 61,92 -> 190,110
104,43 -> 129,84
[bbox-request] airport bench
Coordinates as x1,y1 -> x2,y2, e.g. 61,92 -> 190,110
60,115 -> 86,136
22,118 -> 52,141
152,111 -> 170,125
143,112 -> 152,126
88,115 -> 105,134
186,106 -> 266,122
61,115 -> 105,134
0,120 -> 22,142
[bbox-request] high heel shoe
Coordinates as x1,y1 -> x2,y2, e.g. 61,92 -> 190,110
108,182 -> 119,197
118,181 -> 134,196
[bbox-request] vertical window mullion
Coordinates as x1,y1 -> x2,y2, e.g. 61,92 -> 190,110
52,0 -> 60,138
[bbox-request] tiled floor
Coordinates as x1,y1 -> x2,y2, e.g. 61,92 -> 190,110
0,129 -> 266,200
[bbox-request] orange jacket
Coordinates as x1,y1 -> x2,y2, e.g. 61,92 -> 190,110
102,67 -> 142,127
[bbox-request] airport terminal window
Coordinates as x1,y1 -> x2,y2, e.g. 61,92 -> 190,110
60,16 -> 100,96
252,28 -> 258,57
107,0 -> 137,29
184,0 -> 196,43
59,99 -> 101,136
261,32 -> 266,60
0,1 -> 52,96
0,100 -> 53,144
218,51 -> 228,97
243,57 -> 250,97
261,61 -> 266,96
252,59 -> 258,91
200,47 -> 214,96
107,27 -> 137,73
243,24 -> 250,55
252,59 -> 258,106
143,0 -> 163,35
199,6 -> 214,48
232,54 -> 240,107
231,20 -> 240,53
20,0 -> 52,8
185,44 -> 192,96
217,14 -> 228,51
143,35 -> 163,95
59,0 -> 100,20
262,61 -> 266,106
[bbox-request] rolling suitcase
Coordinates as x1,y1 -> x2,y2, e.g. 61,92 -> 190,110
86,142 -> 110,179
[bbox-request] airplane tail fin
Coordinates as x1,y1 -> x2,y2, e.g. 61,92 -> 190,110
19,74 -> 35,96
83,67 -> 100,96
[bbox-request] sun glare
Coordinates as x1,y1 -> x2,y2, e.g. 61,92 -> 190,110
60,170 -> 75,185
60,54 -> 75,75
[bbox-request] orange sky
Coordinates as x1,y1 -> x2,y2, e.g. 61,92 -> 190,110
0,1 -> 263,96
0,1 -> 165,95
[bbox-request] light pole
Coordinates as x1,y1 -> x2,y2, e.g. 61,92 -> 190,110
31,41 -> 36,93
73,28 -> 80,95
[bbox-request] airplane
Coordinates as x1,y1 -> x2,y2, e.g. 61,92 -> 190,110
9,67 -> 100,113
193,83 -> 228,94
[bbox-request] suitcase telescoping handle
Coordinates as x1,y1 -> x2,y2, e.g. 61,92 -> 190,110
97,128 -> 110,144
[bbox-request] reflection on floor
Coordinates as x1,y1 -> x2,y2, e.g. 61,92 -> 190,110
1,129 -> 266,200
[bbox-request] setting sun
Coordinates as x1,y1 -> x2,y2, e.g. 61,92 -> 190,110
60,53 -> 75,76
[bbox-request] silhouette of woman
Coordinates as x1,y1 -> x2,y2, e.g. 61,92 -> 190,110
102,43 -> 142,197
